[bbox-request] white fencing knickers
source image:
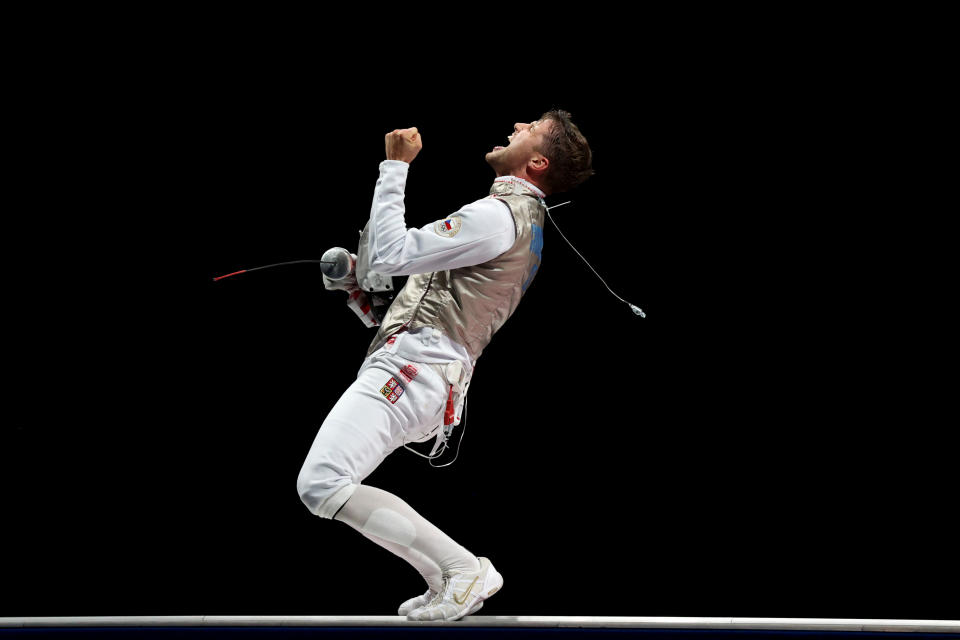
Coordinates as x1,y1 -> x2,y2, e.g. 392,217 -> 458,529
297,348 -> 460,519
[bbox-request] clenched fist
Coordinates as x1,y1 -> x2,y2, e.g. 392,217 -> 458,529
385,127 -> 422,164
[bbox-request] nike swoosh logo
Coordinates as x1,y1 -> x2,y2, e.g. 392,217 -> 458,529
453,576 -> 479,605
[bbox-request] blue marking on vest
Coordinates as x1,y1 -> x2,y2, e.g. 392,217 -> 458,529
522,263 -> 539,292
530,223 -> 544,259
522,224 -> 544,292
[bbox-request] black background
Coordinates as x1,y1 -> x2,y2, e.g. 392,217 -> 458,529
4,13 -> 955,621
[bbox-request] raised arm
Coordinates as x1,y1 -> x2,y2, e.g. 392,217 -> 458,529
367,129 -> 515,276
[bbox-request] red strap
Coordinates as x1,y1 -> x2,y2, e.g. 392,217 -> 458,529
444,384 -> 455,426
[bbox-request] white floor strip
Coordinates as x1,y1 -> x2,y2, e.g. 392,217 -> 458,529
0,616 -> 958,632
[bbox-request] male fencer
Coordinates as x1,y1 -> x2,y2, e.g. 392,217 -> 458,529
297,110 -> 593,621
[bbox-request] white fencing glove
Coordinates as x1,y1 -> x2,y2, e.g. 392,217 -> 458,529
323,254 -> 379,328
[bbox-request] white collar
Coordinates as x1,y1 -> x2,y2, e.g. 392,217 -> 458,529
494,176 -> 546,199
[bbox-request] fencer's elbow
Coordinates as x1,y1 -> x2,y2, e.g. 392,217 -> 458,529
370,255 -> 403,275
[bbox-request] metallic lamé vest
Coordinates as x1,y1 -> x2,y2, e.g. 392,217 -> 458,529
365,178 -> 546,362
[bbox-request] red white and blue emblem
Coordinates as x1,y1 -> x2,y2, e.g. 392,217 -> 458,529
380,377 -> 405,404
434,215 -> 462,238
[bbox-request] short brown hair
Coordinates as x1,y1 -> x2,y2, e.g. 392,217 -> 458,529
535,109 -> 594,194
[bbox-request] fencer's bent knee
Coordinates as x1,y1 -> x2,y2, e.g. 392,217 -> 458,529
297,461 -> 358,519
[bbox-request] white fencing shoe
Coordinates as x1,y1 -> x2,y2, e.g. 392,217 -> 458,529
398,588 -> 438,616
406,557 -> 503,622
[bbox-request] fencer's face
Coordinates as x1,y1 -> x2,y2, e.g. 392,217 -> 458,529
485,119 -> 552,174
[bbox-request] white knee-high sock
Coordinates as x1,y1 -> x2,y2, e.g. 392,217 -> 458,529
334,484 -> 481,575
359,530 -> 444,593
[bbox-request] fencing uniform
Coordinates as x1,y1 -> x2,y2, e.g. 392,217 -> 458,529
298,160 -> 546,520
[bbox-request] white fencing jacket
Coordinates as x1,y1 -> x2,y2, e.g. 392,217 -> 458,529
361,160 -> 546,375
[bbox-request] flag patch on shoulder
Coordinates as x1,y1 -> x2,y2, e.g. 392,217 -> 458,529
380,377 -> 405,404
434,216 -> 462,238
